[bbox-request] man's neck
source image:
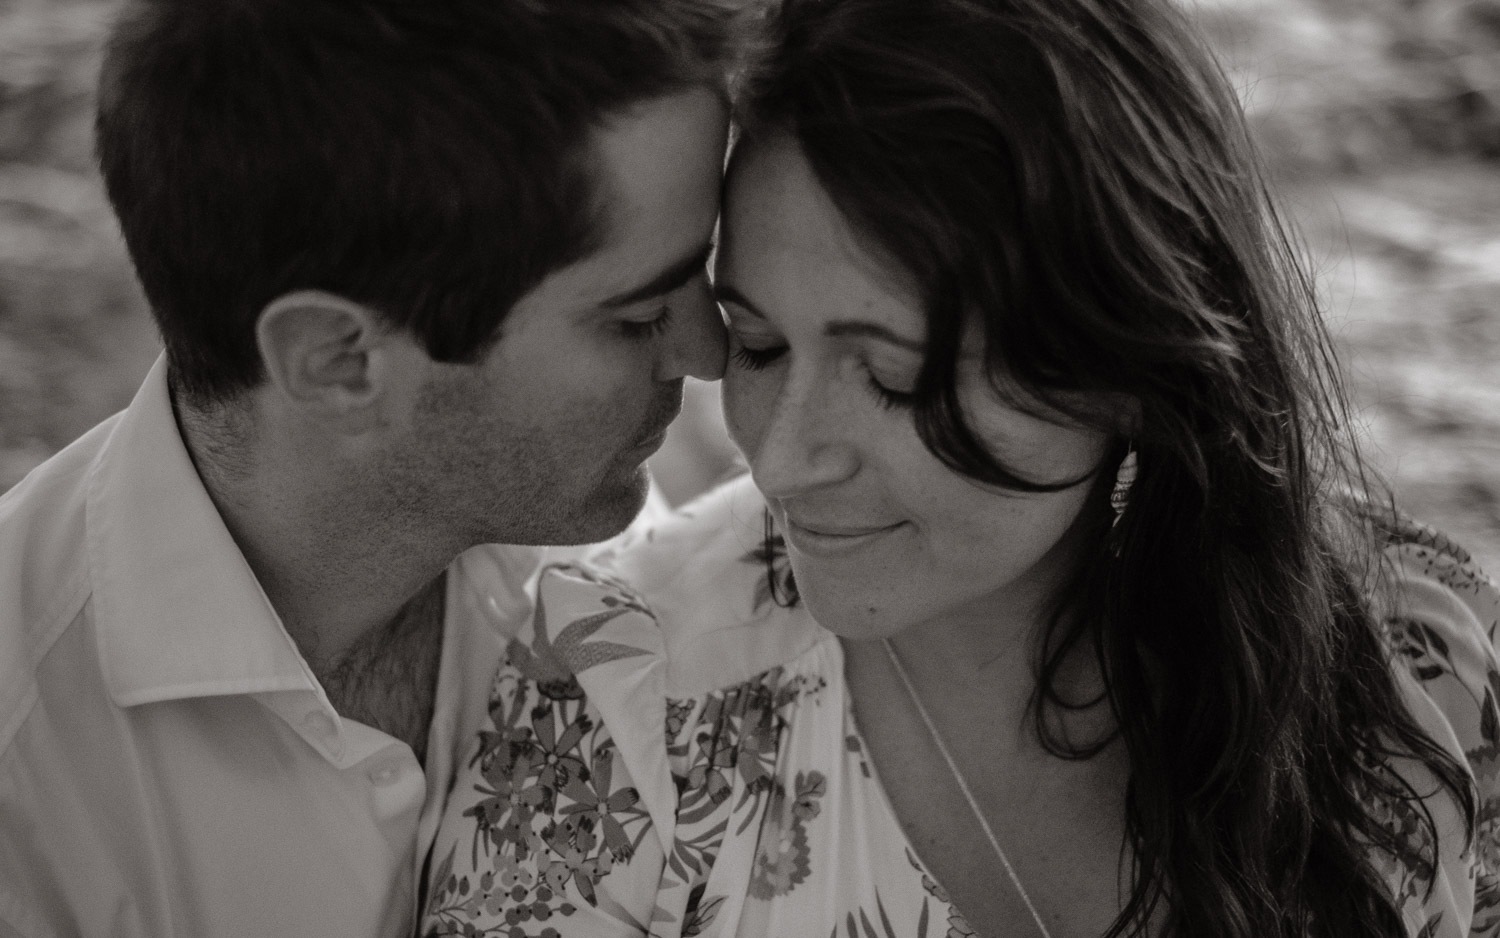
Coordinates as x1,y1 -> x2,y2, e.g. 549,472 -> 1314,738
317,570 -> 448,763
174,394 -> 460,672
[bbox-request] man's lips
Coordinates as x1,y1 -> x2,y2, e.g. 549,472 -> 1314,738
630,404 -> 681,452
631,422 -> 673,451
639,420 -> 675,444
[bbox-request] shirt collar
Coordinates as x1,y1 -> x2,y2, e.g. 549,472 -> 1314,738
86,356 -> 319,708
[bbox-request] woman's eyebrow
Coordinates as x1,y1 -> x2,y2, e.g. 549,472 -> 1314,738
824,321 -> 925,353
713,282 -> 765,318
718,285 -> 925,353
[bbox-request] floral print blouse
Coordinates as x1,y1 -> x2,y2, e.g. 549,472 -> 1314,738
422,476 -> 1500,938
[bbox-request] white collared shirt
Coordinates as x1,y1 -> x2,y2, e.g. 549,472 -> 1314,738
0,356 -> 600,938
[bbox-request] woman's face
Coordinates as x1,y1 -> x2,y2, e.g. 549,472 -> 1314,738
716,135 -> 1114,641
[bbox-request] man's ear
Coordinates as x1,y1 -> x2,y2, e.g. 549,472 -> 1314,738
254,291 -> 408,427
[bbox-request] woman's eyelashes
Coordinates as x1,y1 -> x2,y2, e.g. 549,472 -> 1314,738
864,365 -> 916,410
729,332 -> 917,411
731,343 -> 785,370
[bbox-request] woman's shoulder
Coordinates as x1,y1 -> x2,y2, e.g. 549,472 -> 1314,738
1376,515 -> 1498,645
538,474 -> 827,699
1374,514 -> 1500,730
1368,514 -> 1500,935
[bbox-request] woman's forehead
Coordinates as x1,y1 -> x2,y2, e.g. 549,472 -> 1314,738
721,136 -> 924,322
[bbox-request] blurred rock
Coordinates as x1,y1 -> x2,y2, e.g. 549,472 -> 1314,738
1284,162 -> 1500,568
0,0 -> 111,171
1196,0 -> 1500,174
0,0 -> 158,490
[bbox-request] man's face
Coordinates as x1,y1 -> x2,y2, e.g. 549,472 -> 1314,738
389,88 -> 730,547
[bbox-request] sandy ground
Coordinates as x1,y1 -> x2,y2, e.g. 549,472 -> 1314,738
1,0 -> 1497,572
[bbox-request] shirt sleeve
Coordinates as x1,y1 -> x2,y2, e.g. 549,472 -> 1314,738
1375,519 -> 1500,937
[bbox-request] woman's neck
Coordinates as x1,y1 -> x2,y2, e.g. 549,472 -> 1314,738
872,597 -> 1114,757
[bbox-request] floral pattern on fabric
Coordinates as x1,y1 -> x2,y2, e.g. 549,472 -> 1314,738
422,667 -> 655,936
423,564 -> 664,937
747,770 -> 825,898
1367,515 -> 1500,938
424,479 -> 1500,938
907,848 -> 978,938
662,668 -> 832,914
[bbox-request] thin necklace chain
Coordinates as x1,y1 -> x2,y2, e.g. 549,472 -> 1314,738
881,638 -> 1055,938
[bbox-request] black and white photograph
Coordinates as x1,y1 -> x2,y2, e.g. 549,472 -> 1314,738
1,0 -> 1498,935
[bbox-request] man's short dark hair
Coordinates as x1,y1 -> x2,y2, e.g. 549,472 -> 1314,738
96,0 -> 736,406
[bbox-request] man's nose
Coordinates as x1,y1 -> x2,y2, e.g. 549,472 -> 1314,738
747,370 -> 860,501
656,279 -> 727,382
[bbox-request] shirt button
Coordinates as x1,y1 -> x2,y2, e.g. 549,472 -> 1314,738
369,764 -> 401,786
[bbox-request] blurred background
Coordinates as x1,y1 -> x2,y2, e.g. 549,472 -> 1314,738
1,0 -> 1497,570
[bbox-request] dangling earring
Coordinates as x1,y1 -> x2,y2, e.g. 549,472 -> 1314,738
1110,447 -> 1136,528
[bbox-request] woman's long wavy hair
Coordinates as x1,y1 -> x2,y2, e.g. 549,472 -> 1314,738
736,0 -> 1475,934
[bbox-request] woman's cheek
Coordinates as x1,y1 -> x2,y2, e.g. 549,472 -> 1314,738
720,368 -> 769,460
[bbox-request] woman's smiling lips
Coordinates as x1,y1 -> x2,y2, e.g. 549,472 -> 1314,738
782,516 -> 907,557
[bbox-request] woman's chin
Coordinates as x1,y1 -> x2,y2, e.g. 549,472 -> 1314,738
794,579 -> 910,643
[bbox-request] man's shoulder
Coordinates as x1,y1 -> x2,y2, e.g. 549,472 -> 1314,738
580,474 -> 766,614
565,475 -> 824,696
587,473 -> 766,584
0,416 -> 118,753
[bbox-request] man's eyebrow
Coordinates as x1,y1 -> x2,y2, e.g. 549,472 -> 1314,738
600,240 -> 716,309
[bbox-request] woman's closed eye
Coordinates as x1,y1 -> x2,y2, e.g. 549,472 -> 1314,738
863,363 -> 916,410
731,331 -> 917,411
727,315 -> 788,369
731,342 -> 785,370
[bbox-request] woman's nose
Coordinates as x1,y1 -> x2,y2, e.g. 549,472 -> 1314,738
746,371 -> 860,501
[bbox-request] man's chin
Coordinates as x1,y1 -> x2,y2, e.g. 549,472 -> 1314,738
538,465 -> 653,547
